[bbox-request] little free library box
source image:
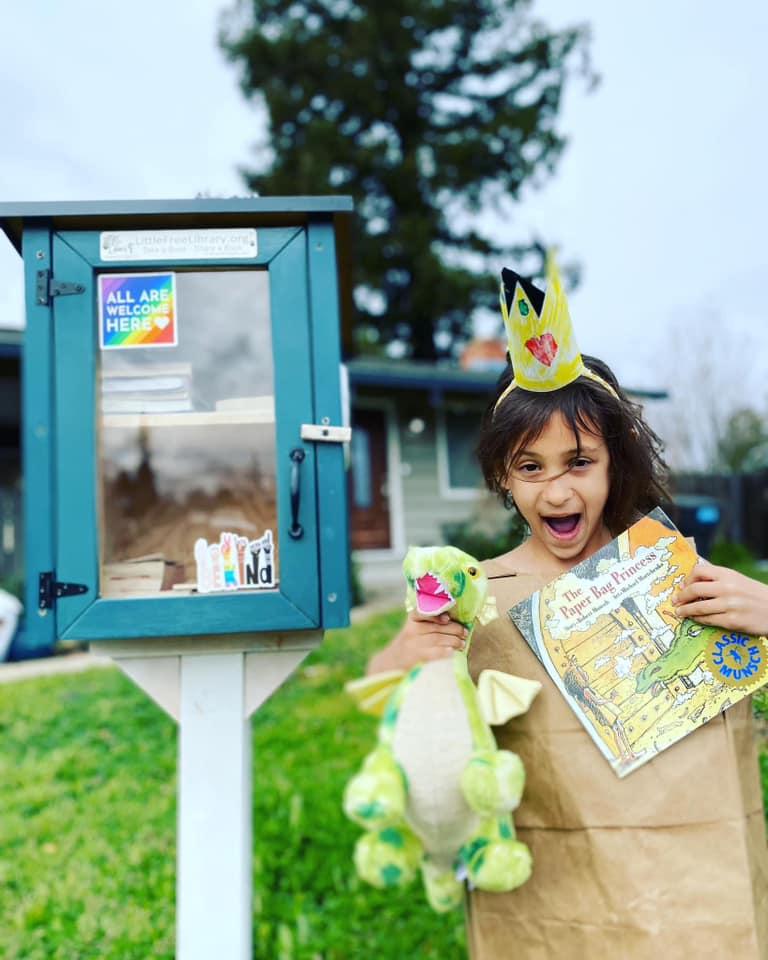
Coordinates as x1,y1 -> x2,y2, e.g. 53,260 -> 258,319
0,198 -> 355,651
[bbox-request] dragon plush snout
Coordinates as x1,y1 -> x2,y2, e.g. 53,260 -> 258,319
404,545 -> 497,628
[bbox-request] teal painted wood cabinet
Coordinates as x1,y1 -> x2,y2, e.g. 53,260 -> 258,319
0,199 -> 353,650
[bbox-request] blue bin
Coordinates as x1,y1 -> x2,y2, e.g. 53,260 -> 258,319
668,495 -> 721,558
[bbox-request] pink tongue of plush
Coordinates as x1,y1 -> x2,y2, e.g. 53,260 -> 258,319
416,573 -> 453,614
547,515 -> 579,533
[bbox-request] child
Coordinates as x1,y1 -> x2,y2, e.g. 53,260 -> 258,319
369,259 -> 768,959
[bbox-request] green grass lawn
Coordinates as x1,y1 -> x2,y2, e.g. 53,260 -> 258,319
0,611 -> 766,959
0,610 -> 466,960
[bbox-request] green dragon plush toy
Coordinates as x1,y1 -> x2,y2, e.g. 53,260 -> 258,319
343,545 -> 541,912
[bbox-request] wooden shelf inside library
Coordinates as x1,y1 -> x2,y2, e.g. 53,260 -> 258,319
102,410 -> 275,428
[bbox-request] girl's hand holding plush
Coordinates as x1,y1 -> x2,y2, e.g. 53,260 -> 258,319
673,560 -> 768,636
367,611 -> 468,674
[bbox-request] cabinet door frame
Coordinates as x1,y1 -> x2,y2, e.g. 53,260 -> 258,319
50,227 -> 321,640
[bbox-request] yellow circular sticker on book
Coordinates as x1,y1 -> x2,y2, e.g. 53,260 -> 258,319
704,631 -> 768,691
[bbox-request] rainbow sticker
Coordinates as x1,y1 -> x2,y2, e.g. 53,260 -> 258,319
99,272 -> 177,349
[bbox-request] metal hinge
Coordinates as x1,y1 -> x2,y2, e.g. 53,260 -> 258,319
38,571 -> 88,611
36,269 -> 86,306
300,423 -> 352,443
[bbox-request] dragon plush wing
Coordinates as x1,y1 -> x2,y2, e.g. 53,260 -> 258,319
477,671 -> 542,725
345,670 -> 406,717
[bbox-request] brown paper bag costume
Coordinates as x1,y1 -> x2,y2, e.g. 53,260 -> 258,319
467,558 -> 768,960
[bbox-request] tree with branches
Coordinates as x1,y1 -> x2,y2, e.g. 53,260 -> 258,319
220,0 -> 594,359
715,409 -> 768,474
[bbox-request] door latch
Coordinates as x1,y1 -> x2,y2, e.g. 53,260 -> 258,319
300,423 -> 352,443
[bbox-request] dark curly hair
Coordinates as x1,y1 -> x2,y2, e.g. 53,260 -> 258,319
476,355 -> 669,536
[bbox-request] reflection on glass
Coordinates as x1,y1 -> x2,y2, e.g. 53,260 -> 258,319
98,270 -> 278,598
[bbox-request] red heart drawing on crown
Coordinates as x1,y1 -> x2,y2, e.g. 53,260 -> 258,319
525,333 -> 558,367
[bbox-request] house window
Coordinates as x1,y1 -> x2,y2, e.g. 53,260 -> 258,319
351,428 -> 372,508
438,406 -> 483,496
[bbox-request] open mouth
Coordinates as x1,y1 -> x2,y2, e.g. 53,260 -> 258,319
543,514 -> 582,540
415,573 -> 455,616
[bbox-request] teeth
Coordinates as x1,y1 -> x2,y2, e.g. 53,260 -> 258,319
416,572 -> 450,597
415,572 -> 455,614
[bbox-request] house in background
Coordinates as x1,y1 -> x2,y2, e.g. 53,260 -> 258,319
346,353 -> 668,597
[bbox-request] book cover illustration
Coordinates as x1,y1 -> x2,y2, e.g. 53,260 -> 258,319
508,507 -> 768,777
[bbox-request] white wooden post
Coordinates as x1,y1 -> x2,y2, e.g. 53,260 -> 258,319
177,652 -> 252,960
90,633 -> 320,960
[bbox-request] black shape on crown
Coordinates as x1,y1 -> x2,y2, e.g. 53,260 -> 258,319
501,267 -> 545,317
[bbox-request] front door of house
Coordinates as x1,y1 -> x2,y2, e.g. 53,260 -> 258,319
349,408 -> 390,550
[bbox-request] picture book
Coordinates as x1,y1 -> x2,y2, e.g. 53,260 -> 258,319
508,507 -> 768,777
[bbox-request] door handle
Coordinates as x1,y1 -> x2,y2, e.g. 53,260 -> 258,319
288,448 -> 305,539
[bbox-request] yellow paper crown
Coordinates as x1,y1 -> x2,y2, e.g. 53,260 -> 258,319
494,252 -> 618,412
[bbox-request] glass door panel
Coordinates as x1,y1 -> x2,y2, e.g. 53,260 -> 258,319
98,270 -> 278,598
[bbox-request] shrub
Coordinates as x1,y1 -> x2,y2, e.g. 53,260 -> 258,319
0,575 -> 23,601
709,539 -> 757,568
442,510 -> 527,562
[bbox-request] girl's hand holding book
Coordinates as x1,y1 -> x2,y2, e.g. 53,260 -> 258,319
673,560 -> 768,636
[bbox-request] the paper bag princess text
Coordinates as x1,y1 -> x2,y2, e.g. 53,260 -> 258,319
543,541 -> 674,640
194,530 -> 275,593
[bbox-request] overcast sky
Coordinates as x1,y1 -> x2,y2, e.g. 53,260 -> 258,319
1,1 -> 765,465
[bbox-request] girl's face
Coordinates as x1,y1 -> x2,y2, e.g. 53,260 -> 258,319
506,411 -> 612,569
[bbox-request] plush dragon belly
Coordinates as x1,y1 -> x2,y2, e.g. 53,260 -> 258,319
344,545 -> 541,912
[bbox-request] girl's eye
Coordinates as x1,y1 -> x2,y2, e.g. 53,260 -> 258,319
517,462 -> 540,474
570,457 -> 592,469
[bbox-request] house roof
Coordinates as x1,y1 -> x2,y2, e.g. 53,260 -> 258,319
346,358 -> 668,401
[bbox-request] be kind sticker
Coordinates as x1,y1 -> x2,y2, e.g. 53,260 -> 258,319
194,530 -> 276,594
99,272 -> 177,349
